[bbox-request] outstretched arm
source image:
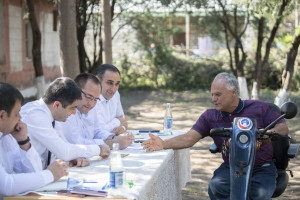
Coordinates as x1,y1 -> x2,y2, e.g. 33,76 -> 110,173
142,129 -> 202,152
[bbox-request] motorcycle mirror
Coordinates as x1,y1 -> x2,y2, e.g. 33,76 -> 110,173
280,102 -> 298,119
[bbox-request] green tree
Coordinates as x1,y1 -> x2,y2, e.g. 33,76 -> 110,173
251,0 -> 294,99
275,30 -> 300,105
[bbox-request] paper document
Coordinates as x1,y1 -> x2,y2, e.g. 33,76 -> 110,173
126,143 -> 144,150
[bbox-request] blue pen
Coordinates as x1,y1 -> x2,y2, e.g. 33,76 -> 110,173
139,130 -> 160,133
101,182 -> 108,190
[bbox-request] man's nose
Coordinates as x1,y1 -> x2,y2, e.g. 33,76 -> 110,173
88,100 -> 96,107
111,84 -> 118,92
211,95 -> 217,102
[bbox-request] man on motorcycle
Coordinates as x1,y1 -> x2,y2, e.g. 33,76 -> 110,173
142,72 -> 288,200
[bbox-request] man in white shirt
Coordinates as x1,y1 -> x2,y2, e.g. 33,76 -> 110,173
95,64 -> 128,135
56,73 -> 133,149
0,82 -> 68,198
20,77 -> 110,170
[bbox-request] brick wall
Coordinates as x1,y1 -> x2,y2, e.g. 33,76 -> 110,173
0,0 -> 61,90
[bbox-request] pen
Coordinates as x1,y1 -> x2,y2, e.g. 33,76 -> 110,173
83,181 -> 98,183
139,130 -> 160,133
101,182 -> 108,190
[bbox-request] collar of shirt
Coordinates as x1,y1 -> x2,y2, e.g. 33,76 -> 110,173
38,98 -> 55,123
99,94 -> 109,103
77,108 -> 83,119
220,99 -> 244,118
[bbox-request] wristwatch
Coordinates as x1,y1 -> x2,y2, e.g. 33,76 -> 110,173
17,136 -> 30,145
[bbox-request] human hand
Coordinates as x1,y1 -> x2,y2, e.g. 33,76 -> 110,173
100,143 -> 110,159
142,133 -> 164,152
112,125 -> 126,135
11,121 -> 31,150
69,158 -> 90,167
114,132 -> 134,149
10,121 -> 28,142
47,159 -> 68,182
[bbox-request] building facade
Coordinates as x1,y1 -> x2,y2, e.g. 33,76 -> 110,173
0,0 -> 61,97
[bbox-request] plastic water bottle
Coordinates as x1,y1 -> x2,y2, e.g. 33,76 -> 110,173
109,143 -> 124,194
164,103 -> 173,135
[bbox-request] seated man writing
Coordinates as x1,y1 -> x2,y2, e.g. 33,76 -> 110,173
55,73 -> 134,150
0,82 -> 68,199
142,72 -> 288,200
20,77 -> 110,169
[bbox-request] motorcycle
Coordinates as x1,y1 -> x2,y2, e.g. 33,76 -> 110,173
209,102 -> 299,200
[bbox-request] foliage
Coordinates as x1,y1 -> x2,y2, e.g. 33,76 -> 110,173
119,48 -> 223,91
73,0 -> 300,94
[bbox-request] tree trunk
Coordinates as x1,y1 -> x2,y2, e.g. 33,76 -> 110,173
26,0 -> 43,77
274,33 -> 300,106
238,76 -> 249,100
101,0 -> 112,64
251,81 -> 259,100
76,0 -> 88,73
77,34 -> 88,73
26,0 -> 45,98
252,0 -> 291,99
223,23 -> 236,76
58,0 -> 80,78
217,0 -> 248,77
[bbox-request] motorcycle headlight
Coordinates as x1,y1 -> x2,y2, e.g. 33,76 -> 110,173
238,133 -> 249,144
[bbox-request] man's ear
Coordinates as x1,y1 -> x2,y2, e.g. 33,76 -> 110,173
232,88 -> 237,96
0,110 -> 7,121
52,101 -> 61,110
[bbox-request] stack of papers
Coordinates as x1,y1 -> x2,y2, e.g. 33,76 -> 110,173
57,180 -> 108,197
70,188 -> 107,197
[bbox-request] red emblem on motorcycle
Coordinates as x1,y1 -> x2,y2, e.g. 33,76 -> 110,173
237,118 -> 252,130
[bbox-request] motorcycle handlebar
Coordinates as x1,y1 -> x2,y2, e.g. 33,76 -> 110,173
256,131 -> 284,141
210,128 -> 283,140
210,128 -> 232,137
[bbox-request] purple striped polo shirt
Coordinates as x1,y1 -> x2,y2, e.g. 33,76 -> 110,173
192,99 -> 285,166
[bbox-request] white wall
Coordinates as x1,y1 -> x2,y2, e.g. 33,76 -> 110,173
40,11 -> 60,67
9,5 -> 23,72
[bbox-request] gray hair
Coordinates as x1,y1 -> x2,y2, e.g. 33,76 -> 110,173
213,72 -> 240,96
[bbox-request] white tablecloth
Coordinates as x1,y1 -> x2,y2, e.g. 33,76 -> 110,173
35,130 -> 191,200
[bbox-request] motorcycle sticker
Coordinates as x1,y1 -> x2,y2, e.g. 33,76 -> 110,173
237,118 -> 253,130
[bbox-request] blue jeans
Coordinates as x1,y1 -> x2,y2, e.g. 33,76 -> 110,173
208,162 -> 277,200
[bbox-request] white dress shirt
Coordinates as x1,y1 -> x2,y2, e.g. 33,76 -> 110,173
0,133 -> 53,198
20,99 -> 101,169
95,91 -> 125,132
55,108 -> 111,145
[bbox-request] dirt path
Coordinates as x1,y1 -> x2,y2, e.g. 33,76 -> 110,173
121,90 -> 300,200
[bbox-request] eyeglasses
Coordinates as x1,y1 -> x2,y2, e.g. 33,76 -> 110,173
81,90 -> 100,102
